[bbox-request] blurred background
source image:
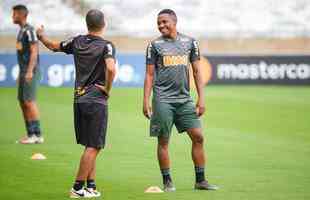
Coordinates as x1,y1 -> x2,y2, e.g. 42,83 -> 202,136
0,0 -> 309,87
1,0 -> 310,54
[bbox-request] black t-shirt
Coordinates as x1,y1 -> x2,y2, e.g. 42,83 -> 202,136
16,23 -> 40,75
59,34 -> 116,104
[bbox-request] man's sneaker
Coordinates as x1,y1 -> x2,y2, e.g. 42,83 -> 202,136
195,180 -> 219,190
85,188 -> 101,197
70,188 -> 86,198
163,181 -> 176,192
70,187 -> 99,198
19,135 -> 37,144
35,136 -> 44,144
19,135 -> 44,144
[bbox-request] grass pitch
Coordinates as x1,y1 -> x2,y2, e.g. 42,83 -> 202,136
0,86 -> 309,200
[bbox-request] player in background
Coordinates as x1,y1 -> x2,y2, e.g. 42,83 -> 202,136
143,9 -> 218,191
36,9 -> 116,198
12,4 -> 43,144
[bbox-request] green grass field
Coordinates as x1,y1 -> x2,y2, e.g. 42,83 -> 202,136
0,86 -> 310,200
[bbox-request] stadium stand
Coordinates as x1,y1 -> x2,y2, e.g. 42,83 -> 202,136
0,0 -> 309,54
0,0 -> 84,34
1,0 -> 309,38
82,0 -> 310,38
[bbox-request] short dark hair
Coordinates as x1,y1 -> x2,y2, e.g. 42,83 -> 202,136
158,9 -> 177,23
12,4 -> 28,16
86,9 -> 105,32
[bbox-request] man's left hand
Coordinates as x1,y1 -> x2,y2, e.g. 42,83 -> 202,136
95,84 -> 109,97
196,99 -> 206,117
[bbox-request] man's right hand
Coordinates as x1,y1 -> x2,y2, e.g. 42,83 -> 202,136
143,102 -> 152,119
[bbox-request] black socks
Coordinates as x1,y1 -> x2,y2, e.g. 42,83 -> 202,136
161,168 -> 172,184
87,179 -> 96,189
73,180 -> 85,191
195,166 -> 206,183
26,120 -> 42,137
73,180 -> 97,191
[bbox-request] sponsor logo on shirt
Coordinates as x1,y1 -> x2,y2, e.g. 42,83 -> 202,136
163,55 -> 188,67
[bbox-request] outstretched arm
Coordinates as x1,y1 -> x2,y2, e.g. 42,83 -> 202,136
143,64 -> 155,119
192,60 -> 206,117
36,25 -> 61,51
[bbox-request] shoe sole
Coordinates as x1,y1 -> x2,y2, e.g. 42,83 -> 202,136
18,138 -> 44,144
85,188 -> 101,197
164,188 -> 176,192
69,192 -> 82,198
19,141 -> 36,144
194,186 -> 219,190
69,192 -> 101,198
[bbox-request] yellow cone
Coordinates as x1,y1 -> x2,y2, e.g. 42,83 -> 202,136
31,153 -> 46,160
144,186 -> 163,193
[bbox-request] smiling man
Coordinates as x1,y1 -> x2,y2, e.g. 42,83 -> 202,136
143,9 -> 218,191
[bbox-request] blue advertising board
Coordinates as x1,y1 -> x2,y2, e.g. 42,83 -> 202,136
1,53 -> 309,87
0,53 -> 145,87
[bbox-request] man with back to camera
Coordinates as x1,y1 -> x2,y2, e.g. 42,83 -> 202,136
143,9 -> 218,192
12,4 -> 43,144
36,9 -> 116,198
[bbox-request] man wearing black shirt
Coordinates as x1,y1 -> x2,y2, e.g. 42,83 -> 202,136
36,9 -> 116,198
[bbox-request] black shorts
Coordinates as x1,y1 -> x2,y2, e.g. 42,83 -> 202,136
74,103 -> 108,149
